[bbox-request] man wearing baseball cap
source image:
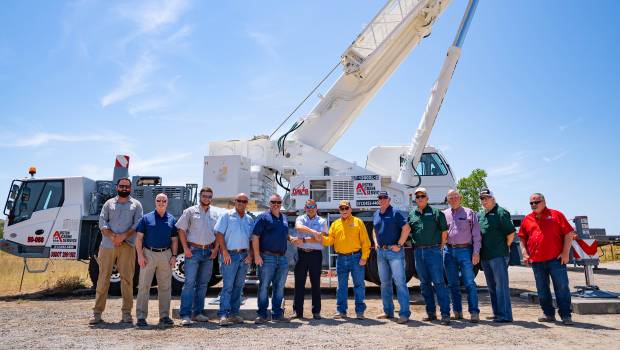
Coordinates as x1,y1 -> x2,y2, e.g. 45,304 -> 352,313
322,200 -> 371,319
408,187 -> 451,325
291,199 -> 327,320
477,188 -> 515,323
372,191 -> 411,324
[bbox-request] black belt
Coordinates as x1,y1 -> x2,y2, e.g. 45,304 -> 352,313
229,249 -> 248,253
190,242 -> 215,250
337,250 -> 361,256
415,244 -> 440,249
145,246 -> 170,252
298,248 -> 321,253
379,245 -> 399,250
448,243 -> 472,248
262,250 -> 285,256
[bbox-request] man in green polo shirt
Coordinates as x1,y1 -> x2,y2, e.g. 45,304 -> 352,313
477,188 -> 515,323
408,187 -> 451,325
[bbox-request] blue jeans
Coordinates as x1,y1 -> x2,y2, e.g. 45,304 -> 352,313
414,246 -> 450,318
180,247 -> 214,318
336,252 -> 366,314
481,256 -> 512,321
531,258 -> 572,319
377,248 -> 411,318
444,246 -> 479,314
257,254 -> 289,319
218,251 -> 250,317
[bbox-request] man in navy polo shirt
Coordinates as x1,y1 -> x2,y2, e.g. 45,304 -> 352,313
252,194 -> 293,324
372,191 -> 411,324
134,193 -> 178,328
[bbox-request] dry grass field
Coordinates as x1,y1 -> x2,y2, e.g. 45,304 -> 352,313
0,251 -> 90,296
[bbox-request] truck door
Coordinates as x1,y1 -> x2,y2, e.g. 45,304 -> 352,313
4,180 -> 64,248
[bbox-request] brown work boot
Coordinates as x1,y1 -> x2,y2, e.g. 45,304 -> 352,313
422,314 -> 437,321
397,316 -> 409,324
88,313 -> 102,325
377,313 -> 394,319
538,315 -> 556,323
121,313 -> 133,324
451,311 -> 463,320
470,313 -> 480,323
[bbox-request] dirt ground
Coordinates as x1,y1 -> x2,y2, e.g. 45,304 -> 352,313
1,262 -> 619,349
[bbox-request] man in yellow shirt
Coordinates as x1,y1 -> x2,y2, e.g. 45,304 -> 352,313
321,200 -> 371,319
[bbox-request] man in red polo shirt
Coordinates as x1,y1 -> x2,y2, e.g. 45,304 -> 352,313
518,193 -> 576,326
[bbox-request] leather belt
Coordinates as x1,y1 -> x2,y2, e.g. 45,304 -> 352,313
189,242 -> 215,250
379,245 -> 399,250
145,246 -> 170,252
262,250 -> 284,256
415,244 -> 440,249
298,248 -> 321,253
337,250 -> 361,256
229,249 -> 248,253
448,243 -> 472,248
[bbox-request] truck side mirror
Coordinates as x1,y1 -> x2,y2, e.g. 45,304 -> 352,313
5,200 -> 13,211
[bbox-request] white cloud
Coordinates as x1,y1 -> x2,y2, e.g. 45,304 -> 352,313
132,152 -> 192,173
488,161 -> 523,177
542,151 -> 568,163
248,30 -> 279,60
0,132 -> 133,150
101,53 -> 157,107
117,0 -> 190,34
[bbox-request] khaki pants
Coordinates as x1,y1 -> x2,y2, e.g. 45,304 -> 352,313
93,243 -> 136,316
136,248 -> 173,319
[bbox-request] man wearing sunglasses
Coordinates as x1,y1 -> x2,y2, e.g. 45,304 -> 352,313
477,188 -> 515,323
408,187 -> 451,325
372,191 -> 410,324
176,186 -> 221,326
292,199 -> 327,320
90,177 -> 143,325
443,189 -> 481,323
518,193 -> 576,326
134,193 -> 179,328
322,200 -> 371,320
214,193 -> 254,326
252,194 -> 292,324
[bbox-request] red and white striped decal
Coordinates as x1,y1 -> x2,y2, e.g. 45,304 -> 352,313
115,155 -> 130,168
572,239 -> 598,260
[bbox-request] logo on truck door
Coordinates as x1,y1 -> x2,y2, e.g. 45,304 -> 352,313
291,181 -> 309,196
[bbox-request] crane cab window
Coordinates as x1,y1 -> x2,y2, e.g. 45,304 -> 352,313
416,153 -> 448,176
9,180 -> 64,225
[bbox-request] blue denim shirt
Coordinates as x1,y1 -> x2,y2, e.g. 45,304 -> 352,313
293,214 -> 327,250
214,209 -> 254,250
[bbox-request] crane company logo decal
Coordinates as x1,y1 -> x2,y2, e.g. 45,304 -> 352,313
291,182 -> 309,196
50,230 -> 78,259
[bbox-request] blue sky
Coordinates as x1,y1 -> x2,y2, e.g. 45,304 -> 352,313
1,0 -> 618,234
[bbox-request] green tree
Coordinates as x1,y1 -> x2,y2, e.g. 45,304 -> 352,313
456,169 -> 488,212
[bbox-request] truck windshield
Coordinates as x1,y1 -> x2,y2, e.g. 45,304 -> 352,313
9,180 -> 64,225
416,153 -> 448,176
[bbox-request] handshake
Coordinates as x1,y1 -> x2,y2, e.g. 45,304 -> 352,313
290,229 -> 324,247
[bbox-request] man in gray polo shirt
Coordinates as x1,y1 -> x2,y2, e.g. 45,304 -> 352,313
90,177 -> 143,325
176,186 -> 220,325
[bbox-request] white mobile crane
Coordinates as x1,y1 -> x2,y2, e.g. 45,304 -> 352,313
204,0 -> 479,283
1,0 -> 478,288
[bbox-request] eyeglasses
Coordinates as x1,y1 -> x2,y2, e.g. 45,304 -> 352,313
201,194 -> 213,199
117,185 -> 131,189
305,205 -> 317,209
339,206 -> 350,211
415,195 -> 426,199
529,200 -> 542,206
270,201 -> 282,204
156,200 -> 167,203
236,199 -> 248,204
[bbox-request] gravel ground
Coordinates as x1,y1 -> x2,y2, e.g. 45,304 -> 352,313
1,262 -> 619,349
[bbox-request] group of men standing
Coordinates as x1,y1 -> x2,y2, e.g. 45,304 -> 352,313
89,177 -> 576,327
